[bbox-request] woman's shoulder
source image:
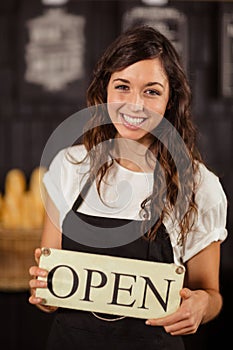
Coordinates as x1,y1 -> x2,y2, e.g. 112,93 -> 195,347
59,144 -> 88,163
66,144 -> 88,160
195,161 -> 219,184
47,144 -> 88,169
44,144 -> 90,186
194,161 -> 227,212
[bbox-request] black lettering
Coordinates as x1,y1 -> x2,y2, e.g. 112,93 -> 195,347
47,264 -> 79,298
81,269 -> 107,302
138,277 -> 175,311
108,272 -> 136,307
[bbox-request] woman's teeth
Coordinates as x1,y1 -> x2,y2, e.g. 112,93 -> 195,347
121,114 -> 145,126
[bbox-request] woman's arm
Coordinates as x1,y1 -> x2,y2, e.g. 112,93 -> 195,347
145,241 -> 223,335
28,194 -> 62,313
184,240 -> 222,324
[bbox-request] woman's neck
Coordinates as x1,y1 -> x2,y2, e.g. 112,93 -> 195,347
111,137 -> 156,173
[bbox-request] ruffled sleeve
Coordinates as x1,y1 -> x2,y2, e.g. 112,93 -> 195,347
182,163 -> 228,263
166,163 -> 228,265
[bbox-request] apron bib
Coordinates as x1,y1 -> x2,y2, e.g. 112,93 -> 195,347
46,178 -> 185,350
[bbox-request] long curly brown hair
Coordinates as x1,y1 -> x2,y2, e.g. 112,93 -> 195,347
74,25 -> 203,244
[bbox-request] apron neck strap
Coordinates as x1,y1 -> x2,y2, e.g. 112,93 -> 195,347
72,176 -> 92,212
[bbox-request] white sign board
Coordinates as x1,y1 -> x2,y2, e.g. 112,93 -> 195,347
36,248 -> 185,319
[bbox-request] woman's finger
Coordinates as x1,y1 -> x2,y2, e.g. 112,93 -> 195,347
29,265 -> 47,278
29,278 -> 47,289
34,248 -> 42,265
28,294 -> 43,305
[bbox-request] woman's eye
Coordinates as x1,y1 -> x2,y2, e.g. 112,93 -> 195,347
115,85 -> 129,91
144,89 -> 160,96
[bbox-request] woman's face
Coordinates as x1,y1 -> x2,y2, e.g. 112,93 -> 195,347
107,58 -> 170,146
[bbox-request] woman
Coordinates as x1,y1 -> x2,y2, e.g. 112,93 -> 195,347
29,25 -> 228,350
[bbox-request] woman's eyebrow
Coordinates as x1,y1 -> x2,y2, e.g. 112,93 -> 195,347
145,81 -> 164,88
112,78 -> 130,84
112,78 -> 164,89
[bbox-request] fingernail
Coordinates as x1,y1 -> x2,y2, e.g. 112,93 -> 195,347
145,320 -> 151,325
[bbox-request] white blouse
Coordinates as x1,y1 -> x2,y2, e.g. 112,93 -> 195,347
43,144 -> 228,265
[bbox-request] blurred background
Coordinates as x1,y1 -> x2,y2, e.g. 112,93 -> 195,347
0,0 -> 232,349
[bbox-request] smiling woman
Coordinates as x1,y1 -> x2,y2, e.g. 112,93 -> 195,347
107,58 -> 168,144
28,25 -> 228,350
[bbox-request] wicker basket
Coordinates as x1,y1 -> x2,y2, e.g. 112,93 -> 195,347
0,227 -> 42,292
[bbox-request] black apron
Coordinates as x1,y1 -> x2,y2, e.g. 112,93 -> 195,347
46,179 -> 185,350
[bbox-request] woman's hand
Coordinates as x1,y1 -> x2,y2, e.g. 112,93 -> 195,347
28,247 -> 57,313
146,242 -> 223,335
145,287 -> 209,335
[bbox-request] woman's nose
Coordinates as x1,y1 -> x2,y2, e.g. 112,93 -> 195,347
128,93 -> 144,112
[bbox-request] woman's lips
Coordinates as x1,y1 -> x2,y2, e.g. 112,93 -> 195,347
120,113 -> 147,130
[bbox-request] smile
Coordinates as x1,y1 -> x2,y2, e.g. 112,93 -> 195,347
120,113 -> 146,127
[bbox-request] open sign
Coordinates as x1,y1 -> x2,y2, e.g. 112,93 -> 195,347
36,248 -> 185,319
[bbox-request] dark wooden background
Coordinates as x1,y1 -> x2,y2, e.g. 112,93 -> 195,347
0,1 -> 232,349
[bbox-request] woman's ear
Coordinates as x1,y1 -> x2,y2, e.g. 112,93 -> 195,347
167,93 -> 173,110
166,100 -> 172,110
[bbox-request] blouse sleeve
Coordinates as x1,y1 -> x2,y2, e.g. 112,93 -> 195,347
42,148 -> 69,217
42,145 -> 89,229
182,163 -> 228,263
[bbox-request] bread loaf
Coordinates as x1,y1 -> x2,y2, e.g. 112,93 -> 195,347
1,167 -> 46,229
